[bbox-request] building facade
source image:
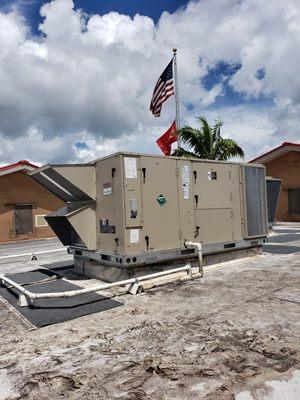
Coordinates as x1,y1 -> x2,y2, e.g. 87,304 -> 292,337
250,142 -> 300,222
0,160 -> 65,242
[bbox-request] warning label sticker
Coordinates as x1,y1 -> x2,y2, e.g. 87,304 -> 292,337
124,157 -> 137,179
130,229 -> 139,243
181,165 -> 190,199
183,187 -> 189,200
103,182 -> 112,196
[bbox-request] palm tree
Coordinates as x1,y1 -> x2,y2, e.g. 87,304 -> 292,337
173,116 -> 244,161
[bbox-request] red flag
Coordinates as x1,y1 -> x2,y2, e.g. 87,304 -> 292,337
156,121 -> 177,155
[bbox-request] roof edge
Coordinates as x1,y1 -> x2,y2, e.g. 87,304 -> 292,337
250,142 -> 300,163
0,160 -> 38,177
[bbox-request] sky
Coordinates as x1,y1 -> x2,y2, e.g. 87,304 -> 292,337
0,0 -> 299,165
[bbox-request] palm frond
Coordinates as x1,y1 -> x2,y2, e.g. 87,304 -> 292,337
178,127 -> 206,158
213,119 -> 223,140
173,115 -> 244,161
172,147 -> 197,158
214,138 -> 245,160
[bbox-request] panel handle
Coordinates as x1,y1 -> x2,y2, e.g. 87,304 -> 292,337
145,235 -> 149,251
142,168 -> 146,183
193,171 -> 197,184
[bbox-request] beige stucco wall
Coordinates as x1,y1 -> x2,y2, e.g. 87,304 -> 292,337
0,171 -> 64,242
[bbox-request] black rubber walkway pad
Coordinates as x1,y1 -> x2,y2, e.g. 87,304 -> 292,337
0,273 -> 122,328
4,268 -> 59,286
6,267 -> 75,285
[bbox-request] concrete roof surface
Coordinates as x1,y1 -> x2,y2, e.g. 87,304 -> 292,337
0,223 -> 299,399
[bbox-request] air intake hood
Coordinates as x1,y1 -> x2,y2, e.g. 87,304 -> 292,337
45,203 -> 97,250
29,164 -> 96,202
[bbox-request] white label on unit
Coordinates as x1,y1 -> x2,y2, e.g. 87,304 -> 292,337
183,187 -> 190,200
103,182 -> 112,196
181,165 -> 190,199
130,228 -> 139,243
182,165 -> 190,185
124,157 -> 137,179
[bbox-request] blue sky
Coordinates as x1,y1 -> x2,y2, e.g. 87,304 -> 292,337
1,0 -> 272,111
203,62 -> 274,109
0,0 -> 299,164
2,0 -> 189,31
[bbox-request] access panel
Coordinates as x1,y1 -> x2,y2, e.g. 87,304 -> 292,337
192,161 -> 233,209
195,208 -> 234,244
96,156 -> 123,254
139,156 -> 180,252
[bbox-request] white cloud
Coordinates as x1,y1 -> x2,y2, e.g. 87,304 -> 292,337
229,0 -> 300,106
0,0 -> 299,164
0,123 -> 167,165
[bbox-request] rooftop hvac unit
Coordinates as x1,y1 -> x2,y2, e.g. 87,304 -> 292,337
30,153 -> 268,280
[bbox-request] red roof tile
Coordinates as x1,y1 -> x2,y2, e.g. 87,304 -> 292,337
0,160 -> 38,173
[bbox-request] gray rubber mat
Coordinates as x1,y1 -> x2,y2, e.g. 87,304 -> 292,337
0,270 -> 122,327
273,229 -> 300,234
268,233 -> 300,243
263,244 -> 300,255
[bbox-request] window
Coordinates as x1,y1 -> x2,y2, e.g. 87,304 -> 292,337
35,215 -> 48,227
288,189 -> 300,216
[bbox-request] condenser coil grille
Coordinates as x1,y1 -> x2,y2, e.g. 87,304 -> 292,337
244,166 -> 268,238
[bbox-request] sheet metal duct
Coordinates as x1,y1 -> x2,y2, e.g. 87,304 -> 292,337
29,164 -> 96,202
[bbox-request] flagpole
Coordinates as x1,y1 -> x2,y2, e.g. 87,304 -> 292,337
173,48 -> 181,148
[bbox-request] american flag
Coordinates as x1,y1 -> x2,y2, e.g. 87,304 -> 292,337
150,59 -> 174,117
